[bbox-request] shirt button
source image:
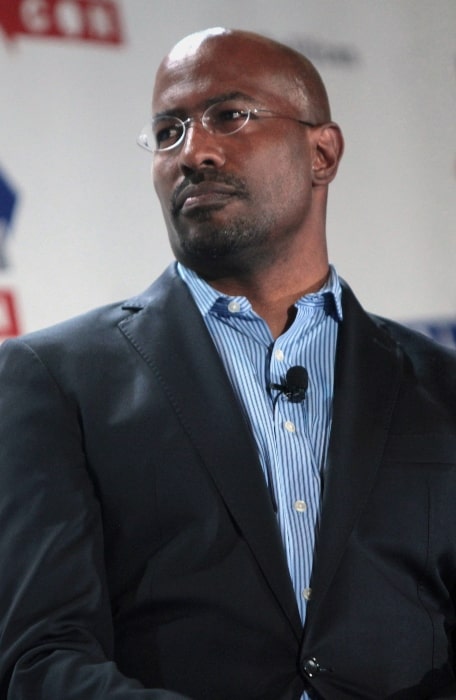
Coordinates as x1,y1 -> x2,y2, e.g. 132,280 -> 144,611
227,300 -> 241,313
294,500 -> 307,512
284,420 -> 296,433
302,587 -> 312,601
274,349 -> 284,361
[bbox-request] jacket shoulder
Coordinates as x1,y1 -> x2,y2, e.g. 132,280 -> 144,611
371,313 -> 456,400
4,264 -> 181,352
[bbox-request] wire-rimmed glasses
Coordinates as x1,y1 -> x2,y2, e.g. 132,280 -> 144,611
137,99 -> 316,152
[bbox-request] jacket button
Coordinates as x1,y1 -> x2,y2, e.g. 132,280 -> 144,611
303,657 -> 320,677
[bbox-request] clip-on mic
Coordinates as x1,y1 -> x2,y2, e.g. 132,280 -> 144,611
270,365 -> 309,404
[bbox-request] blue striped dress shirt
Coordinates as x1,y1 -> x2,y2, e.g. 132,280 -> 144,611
178,261 -> 343,639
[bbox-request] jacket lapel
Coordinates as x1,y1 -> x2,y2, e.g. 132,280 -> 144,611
118,265 -> 302,639
305,282 -> 404,627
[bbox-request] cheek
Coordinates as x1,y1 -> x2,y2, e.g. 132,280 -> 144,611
250,143 -> 311,203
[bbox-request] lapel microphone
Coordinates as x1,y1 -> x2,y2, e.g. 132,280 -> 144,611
270,365 -> 309,403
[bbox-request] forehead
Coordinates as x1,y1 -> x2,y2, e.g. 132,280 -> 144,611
152,35 -> 300,114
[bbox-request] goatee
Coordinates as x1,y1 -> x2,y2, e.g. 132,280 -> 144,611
169,213 -> 276,278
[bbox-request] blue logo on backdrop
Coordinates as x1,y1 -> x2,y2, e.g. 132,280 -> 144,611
0,167 -> 19,270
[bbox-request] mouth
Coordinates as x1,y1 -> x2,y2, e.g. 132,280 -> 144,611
173,181 -> 240,215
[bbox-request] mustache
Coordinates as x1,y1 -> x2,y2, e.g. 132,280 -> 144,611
171,172 -> 249,216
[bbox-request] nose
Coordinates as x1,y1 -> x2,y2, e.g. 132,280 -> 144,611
178,121 -> 226,172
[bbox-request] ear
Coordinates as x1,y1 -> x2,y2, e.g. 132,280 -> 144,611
311,122 -> 344,186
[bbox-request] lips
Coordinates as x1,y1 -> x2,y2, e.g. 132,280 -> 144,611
174,181 -> 238,214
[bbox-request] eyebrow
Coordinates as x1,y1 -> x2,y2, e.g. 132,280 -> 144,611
152,91 -> 256,120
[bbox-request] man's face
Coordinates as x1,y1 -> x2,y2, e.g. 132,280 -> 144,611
152,33 -> 317,279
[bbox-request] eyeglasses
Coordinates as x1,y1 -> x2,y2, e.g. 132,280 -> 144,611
137,99 -> 317,152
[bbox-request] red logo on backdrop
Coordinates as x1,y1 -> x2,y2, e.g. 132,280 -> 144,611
0,290 -> 20,340
0,0 -> 124,45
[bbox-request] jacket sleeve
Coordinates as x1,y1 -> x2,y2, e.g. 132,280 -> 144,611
0,338 -> 189,700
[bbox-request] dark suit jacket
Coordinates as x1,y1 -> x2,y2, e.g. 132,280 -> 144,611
0,264 -> 456,700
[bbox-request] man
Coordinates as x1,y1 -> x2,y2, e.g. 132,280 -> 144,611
0,27 -> 455,700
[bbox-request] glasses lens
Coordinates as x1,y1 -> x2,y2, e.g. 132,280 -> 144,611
151,116 -> 185,151
204,101 -> 250,136
137,127 -> 154,151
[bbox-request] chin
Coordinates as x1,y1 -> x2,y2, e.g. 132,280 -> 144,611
169,211 -> 273,275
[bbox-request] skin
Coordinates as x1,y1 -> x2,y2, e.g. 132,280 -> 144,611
152,28 -> 344,338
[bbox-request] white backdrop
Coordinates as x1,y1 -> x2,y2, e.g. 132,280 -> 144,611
1,0 -> 455,342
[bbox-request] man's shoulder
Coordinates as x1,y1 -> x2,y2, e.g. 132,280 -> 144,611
10,264 -> 181,348
372,313 -> 456,364
370,314 -> 456,409
341,278 -> 456,361
0,264 -> 189,373
340,279 -> 456,401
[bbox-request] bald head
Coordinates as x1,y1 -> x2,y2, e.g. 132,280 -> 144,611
157,27 -> 331,124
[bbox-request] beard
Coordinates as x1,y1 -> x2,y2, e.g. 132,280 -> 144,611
167,172 -> 279,278
168,210 -> 277,279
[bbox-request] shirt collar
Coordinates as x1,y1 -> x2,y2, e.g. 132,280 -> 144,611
177,262 -> 343,322
295,266 -> 343,321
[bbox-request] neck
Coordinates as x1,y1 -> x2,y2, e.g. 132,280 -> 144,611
201,260 -> 330,340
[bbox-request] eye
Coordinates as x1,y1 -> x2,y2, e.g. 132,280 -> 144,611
207,102 -> 250,134
152,117 -> 184,149
218,107 -> 249,122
